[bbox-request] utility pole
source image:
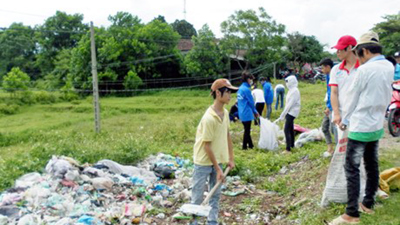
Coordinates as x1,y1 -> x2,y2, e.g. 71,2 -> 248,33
90,21 -> 101,133
273,62 -> 277,81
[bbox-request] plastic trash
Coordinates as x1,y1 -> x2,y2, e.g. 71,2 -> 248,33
223,189 -> 246,197
0,193 -> 22,206
77,215 -> 94,224
45,156 -> 73,178
0,205 -> 20,219
0,215 -> 7,225
15,173 -> 42,188
91,177 -> 114,191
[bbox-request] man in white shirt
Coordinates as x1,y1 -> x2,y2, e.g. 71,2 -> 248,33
251,84 -> 265,125
329,35 -> 359,127
330,32 -> 394,225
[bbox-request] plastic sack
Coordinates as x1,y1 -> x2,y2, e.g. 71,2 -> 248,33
258,117 -> 279,151
321,129 -> 367,207
295,128 -> 324,148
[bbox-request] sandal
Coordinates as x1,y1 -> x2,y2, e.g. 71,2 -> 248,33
359,203 -> 374,214
328,215 -> 359,225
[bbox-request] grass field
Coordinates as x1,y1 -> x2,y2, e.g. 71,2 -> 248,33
1,82 -> 399,224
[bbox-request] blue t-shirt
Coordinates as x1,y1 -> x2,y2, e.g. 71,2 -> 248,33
237,82 -> 258,122
262,82 -> 274,104
326,74 -> 332,111
395,64 -> 400,81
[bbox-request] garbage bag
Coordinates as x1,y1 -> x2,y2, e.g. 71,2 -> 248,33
258,117 -> 279,151
45,156 -> 73,178
295,128 -> 324,148
153,165 -> 175,179
321,129 -> 367,207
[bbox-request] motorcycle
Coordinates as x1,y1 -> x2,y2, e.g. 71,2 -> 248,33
388,80 -> 400,137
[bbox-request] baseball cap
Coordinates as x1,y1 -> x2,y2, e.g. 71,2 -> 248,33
394,51 -> 400,58
352,31 -> 380,50
210,79 -> 238,93
331,35 -> 357,50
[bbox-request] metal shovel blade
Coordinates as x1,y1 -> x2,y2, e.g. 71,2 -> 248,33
178,203 -> 212,217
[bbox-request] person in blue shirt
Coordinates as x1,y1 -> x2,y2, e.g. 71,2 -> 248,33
394,51 -> 400,81
319,58 -> 337,158
237,72 -> 259,150
260,77 -> 274,119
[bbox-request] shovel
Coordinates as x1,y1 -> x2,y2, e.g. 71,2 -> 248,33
178,167 -> 230,217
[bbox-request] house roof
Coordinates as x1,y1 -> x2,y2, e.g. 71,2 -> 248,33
177,39 -> 193,51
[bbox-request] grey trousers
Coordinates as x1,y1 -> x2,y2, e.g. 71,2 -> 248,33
321,112 -> 337,145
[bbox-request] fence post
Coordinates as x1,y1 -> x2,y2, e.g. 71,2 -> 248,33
90,21 -> 101,133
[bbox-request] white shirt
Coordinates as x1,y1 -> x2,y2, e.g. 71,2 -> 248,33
342,56 -> 394,132
279,76 -> 300,119
252,89 -> 265,104
329,60 -> 360,117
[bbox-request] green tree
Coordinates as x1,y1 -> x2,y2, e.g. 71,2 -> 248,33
2,67 -> 31,96
220,7 -> 286,71
70,12 -> 180,91
35,11 -> 88,75
287,32 -> 324,69
183,24 -> 225,77
171,19 -> 197,38
0,23 -> 38,79
373,12 -> 400,56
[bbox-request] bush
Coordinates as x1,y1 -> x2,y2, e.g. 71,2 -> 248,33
0,104 -> 19,115
34,91 -> 58,104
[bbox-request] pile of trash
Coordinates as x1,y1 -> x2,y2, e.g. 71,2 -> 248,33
0,154 -> 196,225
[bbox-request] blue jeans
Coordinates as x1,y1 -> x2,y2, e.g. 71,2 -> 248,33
266,104 -> 272,119
275,88 -> 285,110
345,139 -> 379,218
191,164 -> 223,225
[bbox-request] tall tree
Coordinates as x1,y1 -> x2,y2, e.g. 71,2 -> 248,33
70,12 -> 180,91
220,7 -> 286,71
373,12 -> 400,56
287,32 -> 324,68
183,24 -> 225,77
35,11 -> 88,75
0,23 -> 38,79
171,19 -> 197,38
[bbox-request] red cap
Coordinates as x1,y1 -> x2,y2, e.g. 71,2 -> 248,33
331,35 -> 357,50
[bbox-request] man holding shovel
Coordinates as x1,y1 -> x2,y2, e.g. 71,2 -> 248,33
190,78 -> 236,225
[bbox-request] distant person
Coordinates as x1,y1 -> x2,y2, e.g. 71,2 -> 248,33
274,84 -> 285,110
251,84 -> 265,125
260,77 -> 274,119
330,31 -> 394,225
237,71 -> 259,150
275,75 -> 301,153
394,51 -> 400,81
192,78 -> 236,225
319,58 -> 337,158
229,101 -> 239,122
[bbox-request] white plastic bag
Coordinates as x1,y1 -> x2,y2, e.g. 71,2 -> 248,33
295,128 -> 324,148
321,129 -> 367,207
258,117 -> 279,151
